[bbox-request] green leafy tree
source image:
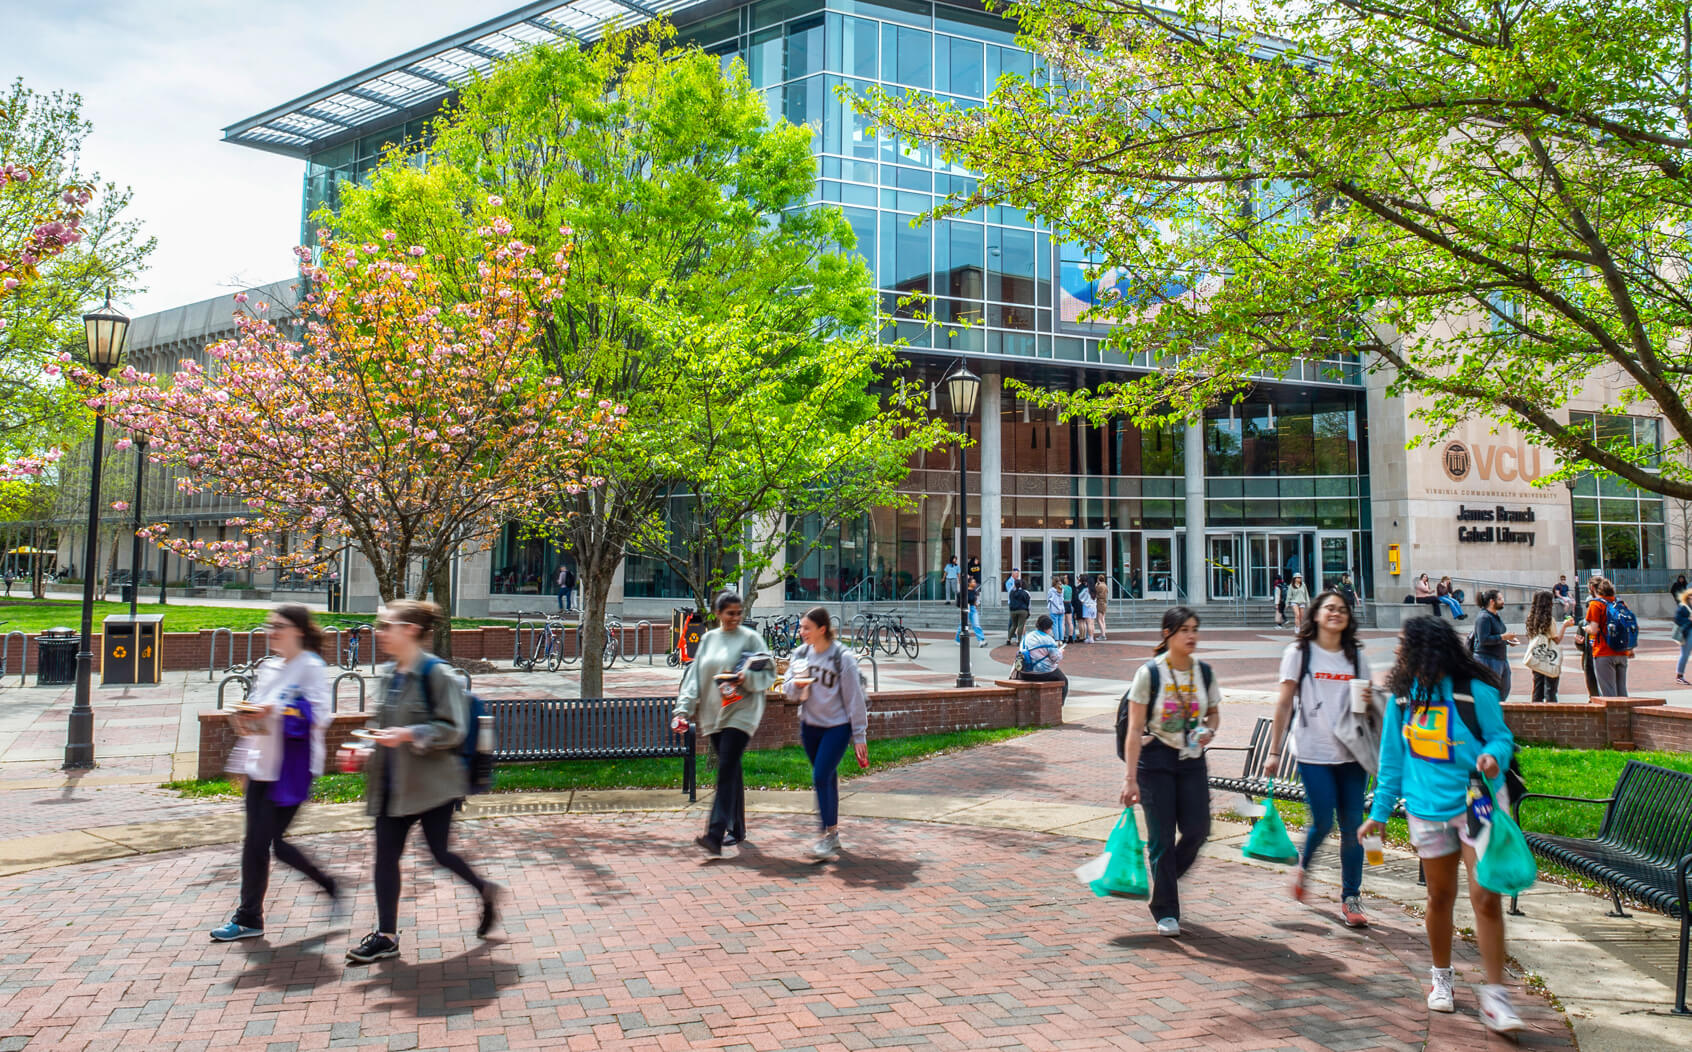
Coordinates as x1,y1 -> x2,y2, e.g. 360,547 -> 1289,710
336,29 -> 939,693
0,78 -> 153,469
873,0 -> 1692,495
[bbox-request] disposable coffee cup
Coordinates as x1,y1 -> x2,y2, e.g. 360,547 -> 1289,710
1362,833 -> 1385,867
1349,678 -> 1370,714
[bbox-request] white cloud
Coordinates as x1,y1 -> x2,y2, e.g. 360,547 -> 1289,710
6,0 -> 518,316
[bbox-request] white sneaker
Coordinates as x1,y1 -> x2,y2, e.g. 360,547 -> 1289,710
1427,967 -> 1456,1013
1156,917 -> 1181,937
810,832 -> 840,860
1477,984 -> 1524,1033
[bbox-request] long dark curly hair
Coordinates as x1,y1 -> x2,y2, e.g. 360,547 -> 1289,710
1384,615 -> 1498,706
1295,590 -> 1360,669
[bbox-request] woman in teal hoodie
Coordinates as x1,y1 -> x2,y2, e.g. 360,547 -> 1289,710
1359,616 -> 1523,1036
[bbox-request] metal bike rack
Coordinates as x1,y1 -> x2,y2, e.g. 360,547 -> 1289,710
560,623 -> 582,666
216,672 -> 254,709
860,652 -> 880,692
332,671 -> 366,712
633,620 -> 657,665
323,625 -> 341,668
446,666 -> 473,691
512,614 -> 538,669
208,627 -> 235,681
0,631 -> 25,687
244,626 -> 268,667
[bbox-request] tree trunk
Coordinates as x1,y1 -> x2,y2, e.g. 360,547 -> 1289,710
428,557 -> 454,660
576,553 -> 618,697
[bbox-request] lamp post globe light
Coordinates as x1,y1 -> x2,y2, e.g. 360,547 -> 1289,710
65,291 -> 129,770
946,363 -> 980,689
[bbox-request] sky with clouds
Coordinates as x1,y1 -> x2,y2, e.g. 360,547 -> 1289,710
9,0 -> 519,316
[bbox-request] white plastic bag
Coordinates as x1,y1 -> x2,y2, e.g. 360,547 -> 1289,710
1073,851 -> 1111,885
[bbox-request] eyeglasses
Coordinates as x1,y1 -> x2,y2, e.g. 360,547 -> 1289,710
374,620 -> 401,631
264,620 -> 289,631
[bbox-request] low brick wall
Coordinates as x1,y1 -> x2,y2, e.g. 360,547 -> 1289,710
194,680 -> 1063,779
1633,707 -> 1692,752
1502,696 -> 1669,750
197,710 -> 375,781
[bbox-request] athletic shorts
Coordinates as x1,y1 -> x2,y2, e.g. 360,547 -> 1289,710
1406,813 -> 1475,859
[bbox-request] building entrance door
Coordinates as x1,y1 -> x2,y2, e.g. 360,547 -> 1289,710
1143,532 -> 1178,600
1208,534 -> 1242,599
1005,531 -> 1112,601
1316,532 -> 1355,592
1249,533 -> 1306,599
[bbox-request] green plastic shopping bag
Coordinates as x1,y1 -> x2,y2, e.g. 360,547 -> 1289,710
1087,808 -> 1150,899
1242,782 -> 1301,864
1474,775 -> 1538,896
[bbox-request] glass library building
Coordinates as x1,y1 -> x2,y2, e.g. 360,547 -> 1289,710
222,0 -> 1675,615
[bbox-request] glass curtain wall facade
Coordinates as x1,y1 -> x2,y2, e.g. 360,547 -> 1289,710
1569,412 -> 1667,574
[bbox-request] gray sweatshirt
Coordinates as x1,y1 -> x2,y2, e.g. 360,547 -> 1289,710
782,642 -> 870,744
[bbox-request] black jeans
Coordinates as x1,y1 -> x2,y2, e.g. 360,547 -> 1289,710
1531,671 -> 1560,703
1138,740 -> 1210,923
235,777 -> 334,929
707,728 -> 751,845
1007,610 -> 1028,644
374,801 -> 486,934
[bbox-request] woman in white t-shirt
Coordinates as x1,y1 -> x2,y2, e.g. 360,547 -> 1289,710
1119,606 -> 1222,938
1264,590 -> 1382,929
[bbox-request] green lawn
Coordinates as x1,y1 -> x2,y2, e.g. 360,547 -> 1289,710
0,599 -> 508,634
165,727 -> 1037,804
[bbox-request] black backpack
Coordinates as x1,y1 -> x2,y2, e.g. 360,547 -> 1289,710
1447,674 -> 1527,804
1115,659 -> 1214,760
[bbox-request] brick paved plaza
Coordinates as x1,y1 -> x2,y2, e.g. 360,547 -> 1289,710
0,630 -> 1685,1049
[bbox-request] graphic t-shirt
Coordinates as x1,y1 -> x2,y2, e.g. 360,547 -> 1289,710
1127,654 -> 1222,758
1278,642 -> 1368,765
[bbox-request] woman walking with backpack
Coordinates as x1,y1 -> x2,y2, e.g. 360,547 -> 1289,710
346,600 -> 499,964
1358,616 -> 1523,1034
781,607 -> 869,861
210,604 -> 340,941
1263,591 -> 1379,929
1119,606 -> 1221,937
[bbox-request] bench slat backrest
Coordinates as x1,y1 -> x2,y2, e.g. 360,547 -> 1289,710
1240,717 -> 1275,780
1600,760 -> 1692,869
485,697 -> 683,760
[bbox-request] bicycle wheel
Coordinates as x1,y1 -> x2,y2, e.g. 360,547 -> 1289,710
899,626 -> 920,659
772,624 -> 794,658
546,626 -> 565,672
602,635 -> 621,670
878,622 -> 902,657
849,615 -> 870,650
524,632 -> 545,672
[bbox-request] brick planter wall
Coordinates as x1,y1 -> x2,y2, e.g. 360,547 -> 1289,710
1502,696 -> 1668,750
1633,707 -> 1692,752
745,679 -> 1064,752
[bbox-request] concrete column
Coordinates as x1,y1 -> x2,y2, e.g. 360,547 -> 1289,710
607,553 -> 626,615
457,546 -> 493,617
980,371 -> 1003,606
1184,417 -> 1206,603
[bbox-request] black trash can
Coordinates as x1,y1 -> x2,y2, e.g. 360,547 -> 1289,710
35,628 -> 78,686
120,584 -> 136,604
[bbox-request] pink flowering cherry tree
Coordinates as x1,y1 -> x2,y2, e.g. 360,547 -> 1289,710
75,214 -> 621,649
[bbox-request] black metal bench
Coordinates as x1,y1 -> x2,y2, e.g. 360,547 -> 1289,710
1511,760 -> 1692,1014
1208,715 -> 1407,817
485,696 -> 697,801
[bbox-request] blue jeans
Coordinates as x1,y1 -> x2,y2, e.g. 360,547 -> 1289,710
1678,634 -> 1692,677
1477,652 -> 1512,700
955,606 -> 984,643
1438,595 -> 1464,618
1297,760 -> 1367,899
801,721 -> 852,830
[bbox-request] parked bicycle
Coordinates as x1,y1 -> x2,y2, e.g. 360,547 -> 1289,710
850,611 -> 920,659
758,612 -> 802,657
519,611 -> 570,671
328,618 -> 373,671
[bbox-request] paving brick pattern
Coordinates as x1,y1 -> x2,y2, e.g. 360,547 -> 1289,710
0,812 -> 1569,1051
0,785 -> 236,840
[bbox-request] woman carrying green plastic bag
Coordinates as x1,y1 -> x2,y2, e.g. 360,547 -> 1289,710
1119,607 -> 1223,938
1359,615 -> 1526,1036
1077,808 -> 1150,899
1471,774 -> 1538,897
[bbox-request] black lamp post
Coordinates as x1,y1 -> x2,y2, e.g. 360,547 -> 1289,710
1564,476 -> 1580,587
947,363 -> 981,688
127,436 -> 147,618
65,291 -> 129,770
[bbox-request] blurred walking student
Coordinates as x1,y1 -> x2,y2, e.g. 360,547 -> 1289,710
1524,591 -> 1571,702
1265,591 -> 1380,929
1360,615 -> 1523,1034
780,608 -> 869,861
1675,589 -> 1692,685
672,592 -> 777,860
1017,615 -> 1068,701
1119,607 -> 1221,938
347,600 -> 499,965
210,604 -> 339,942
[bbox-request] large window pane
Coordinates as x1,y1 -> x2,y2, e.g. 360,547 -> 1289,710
989,226 -> 1036,303
1205,414 -> 1243,475
883,25 -> 932,87
749,27 -> 783,87
936,36 -> 983,96
1602,524 -> 1641,569
842,205 -> 876,269
787,15 -> 825,79
881,212 -> 930,299
830,14 -> 879,78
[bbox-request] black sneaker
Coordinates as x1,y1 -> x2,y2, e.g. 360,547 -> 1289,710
695,834 -> 739,861
477,883 -> 503,938
345,932 -> 400,964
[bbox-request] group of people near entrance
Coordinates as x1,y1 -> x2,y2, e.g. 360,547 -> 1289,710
1123,594 -> 1528,1035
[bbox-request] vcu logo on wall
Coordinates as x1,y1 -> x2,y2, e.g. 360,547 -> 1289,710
1442,442 -> 1471,481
